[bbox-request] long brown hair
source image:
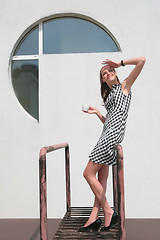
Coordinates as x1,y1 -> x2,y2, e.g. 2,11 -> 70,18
100,68 -> 120,103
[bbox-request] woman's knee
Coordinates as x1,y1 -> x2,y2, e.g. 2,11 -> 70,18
83,168 -> 91,181
83,160 -> 102,182
83,167 -> 93,183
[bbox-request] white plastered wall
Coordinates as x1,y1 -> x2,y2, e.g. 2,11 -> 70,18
0,0 -> 160,218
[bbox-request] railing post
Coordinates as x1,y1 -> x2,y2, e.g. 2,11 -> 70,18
65,145 -> 71,212
112,164 -> 118,212
39,148 -> 47,240
115,144 -> 126,240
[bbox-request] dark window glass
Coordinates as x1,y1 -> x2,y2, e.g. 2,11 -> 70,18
11,60 -> 39,120
14,27 -> 38,56
43,18 -> 119,54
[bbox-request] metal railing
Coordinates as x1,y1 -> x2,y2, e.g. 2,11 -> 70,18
39,143 -> 126,240
39,143 -> 70,240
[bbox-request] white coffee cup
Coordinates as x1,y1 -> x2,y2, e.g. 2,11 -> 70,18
82,104 -> 90,112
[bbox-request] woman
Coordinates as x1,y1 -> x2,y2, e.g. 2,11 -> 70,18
78,57 -> 146,232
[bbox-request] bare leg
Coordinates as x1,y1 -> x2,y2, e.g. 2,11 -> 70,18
83,160 -> 113,227
84,164 -> 110,226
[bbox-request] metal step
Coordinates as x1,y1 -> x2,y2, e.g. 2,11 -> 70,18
53,207 -> 119,240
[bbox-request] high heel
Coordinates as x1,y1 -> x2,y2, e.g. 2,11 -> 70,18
78,218 -> 102,232
100,211 -> 118,231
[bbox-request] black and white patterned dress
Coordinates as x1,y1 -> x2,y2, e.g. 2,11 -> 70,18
89,83 -> 132,166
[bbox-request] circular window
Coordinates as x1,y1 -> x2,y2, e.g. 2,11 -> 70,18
11,14 -> 120,121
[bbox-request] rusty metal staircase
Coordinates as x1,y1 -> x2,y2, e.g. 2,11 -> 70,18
39,143 -> 126,240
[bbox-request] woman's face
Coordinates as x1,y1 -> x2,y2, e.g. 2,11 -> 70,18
101,66 -> 117,87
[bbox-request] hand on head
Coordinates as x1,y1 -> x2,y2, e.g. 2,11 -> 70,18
101,59 -> 120,69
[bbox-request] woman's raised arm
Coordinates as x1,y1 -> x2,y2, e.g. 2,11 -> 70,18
120,57 -> 146,95
102,56 -> 146,96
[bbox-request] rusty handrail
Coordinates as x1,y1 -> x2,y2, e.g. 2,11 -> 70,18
112,144 -> 126,240
39,143 -> 70,240
39,143 -> 125,240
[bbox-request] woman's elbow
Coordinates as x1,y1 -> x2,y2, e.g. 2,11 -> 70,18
140,56 -> 146,64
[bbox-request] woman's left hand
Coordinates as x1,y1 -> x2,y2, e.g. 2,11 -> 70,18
82,106 -> 98,114
102,59 -> 121,68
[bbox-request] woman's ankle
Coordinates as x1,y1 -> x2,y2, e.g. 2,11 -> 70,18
103,207 -> 113,216
90,207 -> 100,220
103,208 -> 114,227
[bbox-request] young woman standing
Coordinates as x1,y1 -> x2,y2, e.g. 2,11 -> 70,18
78,57 -> 146,232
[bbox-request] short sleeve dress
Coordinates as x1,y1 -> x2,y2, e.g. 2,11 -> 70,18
89,83 -> 132,166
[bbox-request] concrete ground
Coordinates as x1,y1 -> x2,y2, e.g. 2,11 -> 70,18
0,218 -> 159,240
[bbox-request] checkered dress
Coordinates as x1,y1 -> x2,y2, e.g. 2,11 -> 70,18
89,83 -> 132,166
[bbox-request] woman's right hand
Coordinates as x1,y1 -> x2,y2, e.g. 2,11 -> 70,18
102,59 -> 121,68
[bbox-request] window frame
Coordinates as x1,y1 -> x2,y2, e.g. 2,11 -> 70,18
10,13 -> 121,121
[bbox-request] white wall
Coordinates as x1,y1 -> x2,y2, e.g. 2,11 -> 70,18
0,0 -> 160,219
